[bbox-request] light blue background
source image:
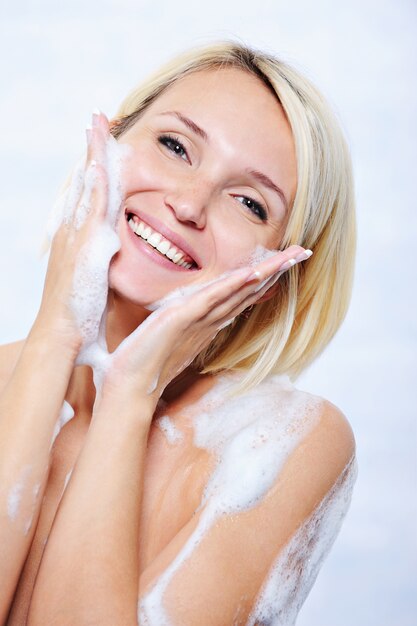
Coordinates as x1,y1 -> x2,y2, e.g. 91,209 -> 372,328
0,1 -> 415,624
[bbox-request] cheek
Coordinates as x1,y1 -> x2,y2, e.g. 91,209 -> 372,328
120,141 -> 167,192
212,203 -> 282,269
211,223 -> 272,271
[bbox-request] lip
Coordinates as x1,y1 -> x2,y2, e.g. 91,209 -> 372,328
124,206 -> 202,269
124,210 -> 200,273
125,217 -> 194,272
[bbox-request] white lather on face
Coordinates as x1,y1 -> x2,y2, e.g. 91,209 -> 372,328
127,215 -> 194,269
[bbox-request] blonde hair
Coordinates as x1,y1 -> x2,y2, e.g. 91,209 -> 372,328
111,41 -> 356,390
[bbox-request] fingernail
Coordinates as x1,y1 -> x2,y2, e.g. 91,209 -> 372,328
93,107 -> 101,115
279,258 -> 297,271
295,249 -> 313,262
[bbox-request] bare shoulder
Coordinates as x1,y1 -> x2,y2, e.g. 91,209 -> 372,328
138,385 -> 357,625
312,395 -> 356,471
0,339 -> 26,393
310,394 -> 356,460
273,390 -> 356,519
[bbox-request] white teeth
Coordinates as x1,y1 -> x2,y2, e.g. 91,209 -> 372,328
142,226 -> 152,239
127,215 -> 195,269
173,252 -> 184,263
165,247 -> 177,260
156,240 -> 171,255
147,232 -> 162,248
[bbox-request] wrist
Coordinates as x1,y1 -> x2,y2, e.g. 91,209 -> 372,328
28,316 -> 81,363
93,383 -> 157,427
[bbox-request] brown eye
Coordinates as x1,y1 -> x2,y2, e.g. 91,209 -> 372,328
235,195 -> 268,221
158,135 -> 189,162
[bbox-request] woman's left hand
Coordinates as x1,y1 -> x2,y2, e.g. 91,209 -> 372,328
98,245 -> 309,411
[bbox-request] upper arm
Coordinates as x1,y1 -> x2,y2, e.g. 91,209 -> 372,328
138,401 -> 356,625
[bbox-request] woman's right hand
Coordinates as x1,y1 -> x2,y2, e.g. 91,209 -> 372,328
31,112 -> 115,359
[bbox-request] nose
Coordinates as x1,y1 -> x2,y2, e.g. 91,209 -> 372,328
164,184 -> 209,229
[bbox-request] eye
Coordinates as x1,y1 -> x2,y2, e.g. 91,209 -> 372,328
158,134 -> 189,162
235,195 -> 268,221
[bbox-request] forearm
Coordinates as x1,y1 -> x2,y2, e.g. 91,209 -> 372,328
27,393 -> 154,626
0,331 -> 76,622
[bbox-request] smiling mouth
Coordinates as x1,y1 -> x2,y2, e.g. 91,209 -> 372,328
125,213 -> 198,270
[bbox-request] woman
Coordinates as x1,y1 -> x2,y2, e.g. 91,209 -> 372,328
0,42 -> 357,625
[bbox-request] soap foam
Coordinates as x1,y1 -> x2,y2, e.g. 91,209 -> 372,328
247,454 -> 357,625
247,244 -> 278,265
47,157 -> 85,238
71,137 -> 128,356
51,400 -> 75,448
45,129 -> 352,624
147,270 -> 239,311
46,132 -> 131,393
138,373 -> 357,625
73,162 -> 97,229
147,244 -> 281,312
7,464 -> 32,521
23,481 -> 42,536
157,415 -> 184,445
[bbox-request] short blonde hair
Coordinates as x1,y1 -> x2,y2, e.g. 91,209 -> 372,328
111,41 -> 356,390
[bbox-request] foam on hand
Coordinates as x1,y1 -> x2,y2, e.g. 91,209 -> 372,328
147,244 -> 280,312
46,158 -> 85,239
146,270 -> 239,312
71,136 -> 128,356
46,131 -> 131,393
138,373 -> 357,625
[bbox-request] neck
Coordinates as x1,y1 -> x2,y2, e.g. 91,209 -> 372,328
105,289 -> 151,353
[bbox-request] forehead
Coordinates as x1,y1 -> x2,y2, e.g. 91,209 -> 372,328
143,67 -> 293,147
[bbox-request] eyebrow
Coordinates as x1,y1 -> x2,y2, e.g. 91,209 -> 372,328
159,110 -> 289,212
245,169 -> 289,212
159,110 -> 209,142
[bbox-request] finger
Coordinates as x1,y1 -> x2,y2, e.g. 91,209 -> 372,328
200,248 -> 313,326
157,247 -> 312,332
161,267 -> 255,324
88,162 -> 109,220
73,113 -> 109,228
88,111 -> 110,219
218,261 -> 299,324
54,158 -> 85,232
247,245 -> 310,288
87,110 -> 109,167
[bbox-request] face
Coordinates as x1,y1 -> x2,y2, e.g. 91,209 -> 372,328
109,67 -> 297,307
